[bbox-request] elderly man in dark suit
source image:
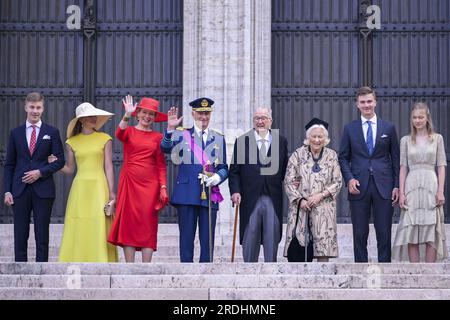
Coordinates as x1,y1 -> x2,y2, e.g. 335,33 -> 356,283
229,107 -> 288,262
3,92 -> 65,262
339,86 -> 400,263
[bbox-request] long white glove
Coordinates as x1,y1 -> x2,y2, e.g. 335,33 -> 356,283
205,173 -> 221,187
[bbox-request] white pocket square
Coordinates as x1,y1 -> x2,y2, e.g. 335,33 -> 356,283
42,135 -> 51,140
381,134 -> 388,138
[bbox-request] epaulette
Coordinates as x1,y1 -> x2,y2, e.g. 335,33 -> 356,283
210,128 -> 224,136
176,127 -> 186,131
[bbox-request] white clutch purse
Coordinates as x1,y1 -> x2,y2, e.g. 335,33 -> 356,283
104,200 -> 116,217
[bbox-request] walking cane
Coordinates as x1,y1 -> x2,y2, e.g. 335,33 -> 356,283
305,211 -> 311,262
231,203 -> 239,262
208,185 -> 213,263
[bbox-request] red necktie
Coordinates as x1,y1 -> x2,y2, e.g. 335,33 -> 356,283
29,125 -> 37,155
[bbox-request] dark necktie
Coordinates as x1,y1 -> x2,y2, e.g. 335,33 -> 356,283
201,130 -> 206,149
366,120 -> 374,155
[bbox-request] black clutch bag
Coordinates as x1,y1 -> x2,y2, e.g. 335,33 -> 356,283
287,200 -> 313,262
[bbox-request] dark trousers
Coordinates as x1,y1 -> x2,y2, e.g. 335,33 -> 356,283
242,195 -> 280,262
177,205 -> 217,263
12,186 -> 54,262
350,176 -> 393,263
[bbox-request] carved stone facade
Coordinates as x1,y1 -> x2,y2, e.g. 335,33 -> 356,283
183,0 -> 272,235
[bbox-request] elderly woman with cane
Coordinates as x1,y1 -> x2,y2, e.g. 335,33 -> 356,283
284,118 -> 342,262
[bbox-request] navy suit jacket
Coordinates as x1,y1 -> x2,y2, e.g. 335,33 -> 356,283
3,123 -> 65,199
160,127 -> 228,210
338,118 -> 400,200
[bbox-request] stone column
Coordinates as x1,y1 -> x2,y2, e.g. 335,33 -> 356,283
183,0 -> 271,238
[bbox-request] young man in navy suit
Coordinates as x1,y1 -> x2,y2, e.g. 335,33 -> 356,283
339,87 -> 400,263
160,98 -> 228,263
3,92 -> 65,262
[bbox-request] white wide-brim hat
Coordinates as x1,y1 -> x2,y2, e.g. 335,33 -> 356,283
67,102 -> 114,138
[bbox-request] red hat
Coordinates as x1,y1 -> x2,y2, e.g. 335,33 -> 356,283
131,97 -> 168,122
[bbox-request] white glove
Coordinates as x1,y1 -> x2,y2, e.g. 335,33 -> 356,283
205,173 -> 221,187
198,173 -> 208,181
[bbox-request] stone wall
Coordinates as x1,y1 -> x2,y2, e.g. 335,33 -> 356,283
183,0 -> 272,235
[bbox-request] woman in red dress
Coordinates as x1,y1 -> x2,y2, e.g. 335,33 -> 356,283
108,95 -> 169,262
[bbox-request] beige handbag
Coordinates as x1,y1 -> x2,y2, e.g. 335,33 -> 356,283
104,200 -> 116,217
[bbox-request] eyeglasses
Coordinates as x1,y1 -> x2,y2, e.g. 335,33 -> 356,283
253,116 -> 271,122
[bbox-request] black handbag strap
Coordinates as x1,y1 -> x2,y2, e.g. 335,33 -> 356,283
292,199 -> 302,238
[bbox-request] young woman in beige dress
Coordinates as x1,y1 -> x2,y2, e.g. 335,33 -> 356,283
392,102 -> 447,262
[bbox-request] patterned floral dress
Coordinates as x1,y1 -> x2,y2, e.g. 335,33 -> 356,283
283,145 -> 342,258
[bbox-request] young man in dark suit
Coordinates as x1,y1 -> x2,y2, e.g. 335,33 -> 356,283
3,92 -> 65,262
228,108 -> 288,262
338,87 -> 400,262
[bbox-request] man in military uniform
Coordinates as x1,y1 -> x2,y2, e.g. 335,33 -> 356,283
161,97 -> 228,263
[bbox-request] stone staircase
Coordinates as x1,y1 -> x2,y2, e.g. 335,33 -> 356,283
0,224 -> 449,300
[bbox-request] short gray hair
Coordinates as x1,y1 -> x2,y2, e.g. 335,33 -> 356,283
303,124 -> 330,146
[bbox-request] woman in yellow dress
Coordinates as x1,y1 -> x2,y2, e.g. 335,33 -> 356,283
51,102 -> 118,262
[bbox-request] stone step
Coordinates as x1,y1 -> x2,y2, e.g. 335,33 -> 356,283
3,243 -> 450,262
0,243 -> 394,257
1,224 -> 448,246
0,255 -> 374,263
3,245 -> 449,262
210,288 -> 450,300
0,288 -> 208,300
2,224 -> 449,263
1,262 -> 449,275
7,224 -> 443,240
0,256 -> 381,263
0,275 -> 111,288
0,233 -> 366,246
1,274 -> 449,289
1,287 -> 449,300
0,251 -> 400,265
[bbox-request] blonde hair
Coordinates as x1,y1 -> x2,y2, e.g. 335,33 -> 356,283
303,125 -> 330,146
25,92 -> 44,105
410,102 -> 434,144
